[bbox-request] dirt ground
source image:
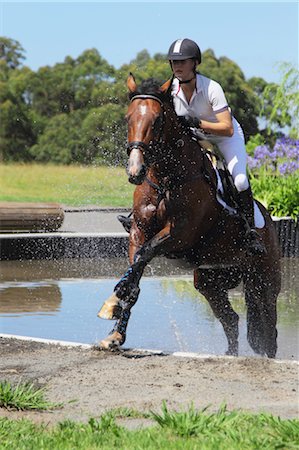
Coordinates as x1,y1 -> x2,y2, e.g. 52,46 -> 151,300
0,337 -> 298,425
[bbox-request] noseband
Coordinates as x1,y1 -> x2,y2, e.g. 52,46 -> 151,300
126,94 -> 164,157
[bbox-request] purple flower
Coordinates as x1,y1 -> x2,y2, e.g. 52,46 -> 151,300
254,145 -> 271,161
247,155 -> 261,170
250,137 -> 299,177
278,161 -> 299,175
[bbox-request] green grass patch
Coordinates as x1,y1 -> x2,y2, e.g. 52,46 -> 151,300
0,403 -> 298,449
0,163 -> 134,207
0,380 -> 62,411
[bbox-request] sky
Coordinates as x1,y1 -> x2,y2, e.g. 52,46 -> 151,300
0,1 -> 298,83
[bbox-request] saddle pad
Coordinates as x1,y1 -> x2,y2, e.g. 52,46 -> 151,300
213,160 -> 265,229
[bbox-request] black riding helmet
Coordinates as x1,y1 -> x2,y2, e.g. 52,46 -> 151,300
168,38 -> 201,64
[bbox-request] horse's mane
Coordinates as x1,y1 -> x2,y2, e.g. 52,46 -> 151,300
128,78 -> 170,102
128,77 -> 197,138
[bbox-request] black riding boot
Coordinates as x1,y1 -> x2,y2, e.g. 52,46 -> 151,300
237,187 -> 266,256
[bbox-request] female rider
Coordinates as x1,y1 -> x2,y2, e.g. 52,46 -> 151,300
168,38 -> 265,256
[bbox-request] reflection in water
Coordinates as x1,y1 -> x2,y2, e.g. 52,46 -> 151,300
0,283 -> 61,314
0,258 -> 298,360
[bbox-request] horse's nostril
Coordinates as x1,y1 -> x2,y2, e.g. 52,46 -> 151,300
129,175 -> 143,185
128,164 -> 147,185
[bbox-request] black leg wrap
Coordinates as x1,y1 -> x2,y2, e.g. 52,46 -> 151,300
110,309 -> 131,336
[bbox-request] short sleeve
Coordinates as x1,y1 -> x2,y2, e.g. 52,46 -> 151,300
208,80 -> 228,113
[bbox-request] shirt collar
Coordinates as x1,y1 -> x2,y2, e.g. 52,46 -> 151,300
173,73 -> 202,96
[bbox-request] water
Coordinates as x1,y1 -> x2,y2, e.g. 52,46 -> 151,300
0,258 -> 298,360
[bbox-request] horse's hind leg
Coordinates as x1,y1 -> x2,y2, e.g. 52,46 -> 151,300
194,269 -> 241,356
204,289 -> 239,355
244,265 -> 280,358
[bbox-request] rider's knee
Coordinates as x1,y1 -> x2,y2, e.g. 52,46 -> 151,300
234,174 -> 249,192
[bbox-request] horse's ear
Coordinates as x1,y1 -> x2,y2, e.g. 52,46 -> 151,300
127,73 -> 137,92
160,78 -> 172,93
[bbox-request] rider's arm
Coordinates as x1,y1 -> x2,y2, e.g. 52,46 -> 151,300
199,109 -> 234,137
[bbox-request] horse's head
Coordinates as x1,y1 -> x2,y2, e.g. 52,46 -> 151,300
125,74 -> 172,185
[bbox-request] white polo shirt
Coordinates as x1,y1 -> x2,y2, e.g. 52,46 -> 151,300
171,73 -> 229,122
170,72 -> 244,148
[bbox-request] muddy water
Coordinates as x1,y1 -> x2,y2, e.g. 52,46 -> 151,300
0,258 -> 298,360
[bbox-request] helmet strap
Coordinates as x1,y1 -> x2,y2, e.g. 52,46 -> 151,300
178,76 -> 195,85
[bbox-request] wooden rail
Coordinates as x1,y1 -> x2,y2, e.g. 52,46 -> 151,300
0,202 -> 64,232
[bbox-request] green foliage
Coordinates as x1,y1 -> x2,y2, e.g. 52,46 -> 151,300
0,380 -> 61,411
200,50 -> 259,140
245,133 -> 266,156
251,172 -> 299,219
81,104 -> 127,165
261,63 -> 299,138
0,37 -> 25,71
29,110 -> 88,164
0,36 -> 276,164
248,137 -> 299,219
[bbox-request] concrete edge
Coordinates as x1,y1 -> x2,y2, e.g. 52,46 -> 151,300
1,333 -> 298,365
0,232 -> 128,239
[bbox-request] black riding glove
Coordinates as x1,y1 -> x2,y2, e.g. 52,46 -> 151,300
179,115 -> 210,136
184,116 -> 200,128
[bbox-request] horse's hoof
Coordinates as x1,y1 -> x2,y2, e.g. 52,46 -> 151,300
225,349 -> 238,357
99,332 -> 124,350
98,293 -> 122,320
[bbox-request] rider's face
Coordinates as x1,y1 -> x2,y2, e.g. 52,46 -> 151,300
171,59 -> 195,81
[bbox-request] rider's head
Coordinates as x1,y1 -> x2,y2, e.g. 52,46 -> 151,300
168,39 -> 201,81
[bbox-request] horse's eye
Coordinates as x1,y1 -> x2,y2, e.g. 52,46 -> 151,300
153,116 -> 162,134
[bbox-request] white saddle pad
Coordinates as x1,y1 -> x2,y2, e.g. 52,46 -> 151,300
214,167 -> 265,229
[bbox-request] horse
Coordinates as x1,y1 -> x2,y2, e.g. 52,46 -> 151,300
97,74 -> 281,358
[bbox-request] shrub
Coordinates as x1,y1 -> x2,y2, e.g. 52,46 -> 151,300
248,137 -> 299,219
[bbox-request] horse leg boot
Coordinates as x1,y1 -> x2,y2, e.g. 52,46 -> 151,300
99,309 -> 132,350
237,187 -> 266,256
98,226 -> 172,349
98,265 -> 142,320
99,225 -> 172,320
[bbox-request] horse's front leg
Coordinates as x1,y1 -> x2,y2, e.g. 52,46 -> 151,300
98,224 -> 172,349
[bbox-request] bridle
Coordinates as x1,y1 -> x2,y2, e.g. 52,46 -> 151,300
126,94 -> 165,160
126,92 -> 216,197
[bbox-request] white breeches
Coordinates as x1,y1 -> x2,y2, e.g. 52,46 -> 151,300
217,120 -> 249,192
209,118 -> 249,192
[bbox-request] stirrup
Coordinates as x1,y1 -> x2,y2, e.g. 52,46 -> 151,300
117,214 -> 133,233
245,229 -> 267,256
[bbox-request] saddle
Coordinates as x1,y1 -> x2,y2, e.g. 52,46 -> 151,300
198,139 -> 239,211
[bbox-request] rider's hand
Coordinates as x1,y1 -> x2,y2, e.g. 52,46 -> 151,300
180,115 -> 210,135
184,115 -> 200,128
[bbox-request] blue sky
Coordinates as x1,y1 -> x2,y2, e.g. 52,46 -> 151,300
1,1 -> 298,83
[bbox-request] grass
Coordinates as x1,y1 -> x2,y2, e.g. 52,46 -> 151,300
0,162 -> 298,217
0,380 -> 61,411
0,163 -> 134,207
0,402 -> 298,449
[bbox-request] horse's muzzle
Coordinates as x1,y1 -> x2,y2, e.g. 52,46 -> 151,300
127,164 -> 147,185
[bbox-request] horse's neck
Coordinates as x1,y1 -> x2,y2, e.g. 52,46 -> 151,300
163,112 -> 204,170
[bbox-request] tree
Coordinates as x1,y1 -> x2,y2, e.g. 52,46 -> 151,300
200,50 -> 259,140
0,37 -> 25,71
0,38 -> 36,161
29,110 -> 87,164
261,63 -> 299,139
29,49 -> 116,117
81,104 -> 127,165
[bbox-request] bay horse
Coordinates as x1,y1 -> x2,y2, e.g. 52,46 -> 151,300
98,74 -> 281,357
